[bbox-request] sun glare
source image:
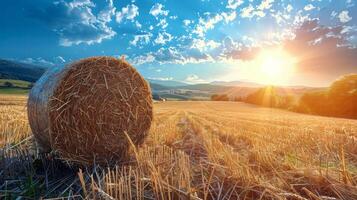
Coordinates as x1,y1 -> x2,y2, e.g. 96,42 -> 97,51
257,48 -> 297,85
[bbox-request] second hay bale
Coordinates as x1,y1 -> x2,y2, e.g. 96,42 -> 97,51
28,56 -> 153,165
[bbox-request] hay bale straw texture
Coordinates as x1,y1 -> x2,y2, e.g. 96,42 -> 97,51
28,56 -> 153,165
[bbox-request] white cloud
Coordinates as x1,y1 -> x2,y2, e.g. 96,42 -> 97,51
183,19 -> 192,26
226,0 -> 244,9
293,10 -> 311,26
116,4 -> 139,23
191,39 -> 220,51
222,11 -> 236,23
98,0 -> 116,23
22,57 -> 55,67
286,4 -> 293,12
131,46 -> 214,66
68,0 -> 94,8
304,4 -> 315,11
240,1 -> 274,19
157,18 -> 168,29
135,21 -> 142,28
149,77 -> 173,81
338,10 -> 352,23
185,74 -> 206,83
154,32 -> 173,45
346,0 -> 354,7
54,56 -> 66,63
131,54 -> 155,65
149,3 -> 169,18
170,15 -> 178,20
193,14 -> 223,37
257,0 -> 274,10
240,4 -> 258,18
331,11 -> 338,18
130,33 -> 152,47
33,0 -> 116,46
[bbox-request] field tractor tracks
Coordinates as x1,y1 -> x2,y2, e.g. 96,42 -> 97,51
171,112 -> 208,163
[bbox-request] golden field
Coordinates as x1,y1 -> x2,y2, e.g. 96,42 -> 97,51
1,94 -> 357,199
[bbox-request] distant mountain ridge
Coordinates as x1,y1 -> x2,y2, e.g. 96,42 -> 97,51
0,58 -> 324,100
147,79 -> 189,87
0,59 -> 46,82
210,80 -> 263,87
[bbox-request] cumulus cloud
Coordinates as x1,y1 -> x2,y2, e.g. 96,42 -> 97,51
150,3 -> 169,18
29,0 -> 116,46
54,56 -> 66,63
239,0 -> 275,19
185,74 -> 206,83
226,0 -> 244,9
116,4 -> 139,23
304,4 -> 315,11
157,18 -> 168,29
130,33 -> 152,47
170,15 -> 178,20
98,0 -> 116,22
135,21 -> 142,28
241,5 -> 255,18
218,40 -> 259,61
191,38 -> 220,52
284,20 -> 357,83
218,19 -> 357,85
131,46 -> 213,65
257,0 -> 274,10
131,54 -> 155,65
22,57 -> 55,67
222,11 -> 237,23
338,10 -> 352,23
240,4 -> 265,18
154,32 -> 173,45
148,77 -> 173,81
193,13 -> 232,37
183,19 -> 192,26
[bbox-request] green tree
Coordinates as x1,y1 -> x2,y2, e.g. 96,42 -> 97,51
298,91 -> 329,115
245,86 -> 277,107
328,74 -> 357,118
211,94 -> 229,101
3,81 -> 14,88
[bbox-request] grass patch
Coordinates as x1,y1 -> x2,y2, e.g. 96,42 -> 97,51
0,79 -> 32,88
0,88 -> 29,95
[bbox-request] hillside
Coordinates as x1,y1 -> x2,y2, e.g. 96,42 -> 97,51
0,59 -> 45,82
0,59 -> 323,99
0,79 -> 32,94
148,79 -> 188,87
0,79 -> 32,88
210,80 -> 263,87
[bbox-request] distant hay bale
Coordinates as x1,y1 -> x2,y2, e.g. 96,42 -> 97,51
28,56 -> 153,165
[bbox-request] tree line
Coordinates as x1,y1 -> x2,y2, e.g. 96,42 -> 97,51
211,74 -> 357,119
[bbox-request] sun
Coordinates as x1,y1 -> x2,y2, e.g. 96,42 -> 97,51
257,48 -> 297,85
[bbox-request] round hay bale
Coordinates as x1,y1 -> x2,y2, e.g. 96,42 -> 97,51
28,56 -> 153,165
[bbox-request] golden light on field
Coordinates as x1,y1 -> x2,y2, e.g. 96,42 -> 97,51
257,48 -> 297,85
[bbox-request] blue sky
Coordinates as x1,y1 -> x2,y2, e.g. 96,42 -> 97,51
1,0 -> 357,86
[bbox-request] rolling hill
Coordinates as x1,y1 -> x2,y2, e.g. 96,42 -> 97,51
0,59 -> 46,82
147,79 -> 188,87
0,58 -> 324,99
210,80 -> 263,87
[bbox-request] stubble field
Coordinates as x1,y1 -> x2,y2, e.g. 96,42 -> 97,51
1,94 -> 357,199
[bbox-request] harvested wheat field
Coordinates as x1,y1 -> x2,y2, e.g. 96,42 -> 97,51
1,96 -> 357,199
